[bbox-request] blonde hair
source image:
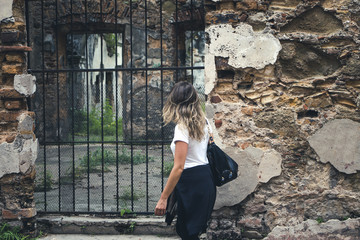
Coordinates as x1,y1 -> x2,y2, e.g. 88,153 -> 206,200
163,81 -> 206,141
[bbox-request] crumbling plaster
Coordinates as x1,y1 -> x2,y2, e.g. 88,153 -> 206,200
14,74 -> 37,97
0,0 -> 13,22
308,119 -> 360,174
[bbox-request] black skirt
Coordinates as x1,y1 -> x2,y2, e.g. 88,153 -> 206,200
175,164 -> 216,238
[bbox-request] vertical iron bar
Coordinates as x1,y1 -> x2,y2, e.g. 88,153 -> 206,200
130,0 -> 134,212
144,0 -> 149,213
85,0 -> 90,212
55,0 -> 61,213
114,0 -> 120,212
175,0 -> 178,82
40,0 -> 47,212
160,0 -> 164,191
100,0 -> 105,212
190,0 -> 194,84
25,0 -> 31,110
70,0 -> 76,213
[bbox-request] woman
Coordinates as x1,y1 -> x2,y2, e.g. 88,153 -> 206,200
155,81 -> 216,240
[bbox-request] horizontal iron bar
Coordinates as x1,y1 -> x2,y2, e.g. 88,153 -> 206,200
37,211 -> 154,215
39,140 -> 171,145
28,66 -> 204,73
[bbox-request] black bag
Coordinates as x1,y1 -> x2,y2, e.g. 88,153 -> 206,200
206,121 -> 238,186
207,142 -> 238,186
165,190 -> 177,225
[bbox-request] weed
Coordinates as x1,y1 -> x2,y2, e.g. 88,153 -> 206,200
119,187 -> 144,201
120,208 -> 133,217
129,221 -> 136,233
0,223 -> 37,240
163,161 -> 173,177
34,171 -> 54,192
73,99 -> 123,140
316,217 -> 324,224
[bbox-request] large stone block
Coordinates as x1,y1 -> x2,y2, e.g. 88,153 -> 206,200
308,119 -> 360,174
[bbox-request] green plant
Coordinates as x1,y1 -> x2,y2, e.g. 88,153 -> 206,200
73,99 -> 123,140
0,223 -> 37,240
34,171 -> 54,192
163,161 -> 173,177
120,208 -> 133,217
128,221 -> 136,233
119,187 -> 144,201
316,217 -> 324,224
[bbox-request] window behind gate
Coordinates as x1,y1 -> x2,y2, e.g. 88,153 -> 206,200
26,0 -> 205,214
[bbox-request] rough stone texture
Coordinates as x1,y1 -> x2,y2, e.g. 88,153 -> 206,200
0,0 -> 13,22
14,74 -> 36,97
308,119 -> 360,174
207,24 -> 282,69
0,136 -> 38,178
205,0 -> 360,238
265,218 -> 360,240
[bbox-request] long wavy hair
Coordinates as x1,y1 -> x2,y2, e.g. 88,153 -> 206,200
163,81 -> 206,141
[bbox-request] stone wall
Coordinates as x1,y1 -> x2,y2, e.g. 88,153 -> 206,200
0,0 -> 38,235
204,0 -> 360,239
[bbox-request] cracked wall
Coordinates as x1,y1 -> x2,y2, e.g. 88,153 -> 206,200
204,0 -> 360,239
0,0 -> 38,234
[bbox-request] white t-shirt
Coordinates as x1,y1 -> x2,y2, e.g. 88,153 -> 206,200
170,122 -> 212,169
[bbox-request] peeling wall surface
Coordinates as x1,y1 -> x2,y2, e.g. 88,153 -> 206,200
205,0 -> 360,239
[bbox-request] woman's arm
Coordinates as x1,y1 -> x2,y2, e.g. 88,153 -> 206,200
154,141 -> 188,216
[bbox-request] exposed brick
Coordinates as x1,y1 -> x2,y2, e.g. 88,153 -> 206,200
241,106 -> 254,116
5,53 -> 25,63
206,13 -> 239,25
4,100 -> 23,110
0,88 -> 24,99
2,64 -> 23,74
0,110 -> 21,122
215,119 -> 223,128
211,96 -> 222,103
1,31 -> 26,43
5,133 -> 17,143
2,208 -> 37,220
236,0 -> 258,11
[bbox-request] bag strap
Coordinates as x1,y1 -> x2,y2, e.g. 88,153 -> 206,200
206,119 -> 215,144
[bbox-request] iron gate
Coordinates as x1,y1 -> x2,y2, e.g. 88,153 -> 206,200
26,0 -> 205,214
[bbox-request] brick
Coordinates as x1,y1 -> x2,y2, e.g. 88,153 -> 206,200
5,53 -> 25,63
0,110 -> 21,122
236,0 -> 258,11
210,96 -> 222,103
4,100 -> 23,110
0,88 -> 24,99
1,31 -> 26,43
206,13 -> 239,25
241,106 -> 254,116
5,133 -> 17,143
215,119 -> 222,128
2,64 -> 23,74
2,208 -> 37,219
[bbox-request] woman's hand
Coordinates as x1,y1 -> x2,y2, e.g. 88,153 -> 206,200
155,197 -> 167,216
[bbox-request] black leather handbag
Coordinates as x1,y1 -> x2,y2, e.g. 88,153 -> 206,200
165,190 -> 177,225
207,124 -> 238,186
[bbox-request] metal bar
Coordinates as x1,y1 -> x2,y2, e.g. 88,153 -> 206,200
37,140 -> 172,145
160,0 -> 164,191
38,211 -> 154,215
130,0 -> 134,212
28,66 -> 204,73
40,0 -> 47,212
70,0 -> 76,212
175,0 -> 179,81
191,0 -> 194,84
144,0 -> 149,213
100,0 -> 105,212
85,0 -> 91,212
55,0 -> 61,213
114,0 -> 120,212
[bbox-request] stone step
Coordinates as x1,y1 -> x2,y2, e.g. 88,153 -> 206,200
37,215 -> 177,237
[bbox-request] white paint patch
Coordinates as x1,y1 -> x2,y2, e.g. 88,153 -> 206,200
0,137 -> 38,178
308,119 -> 360,174
206,24 -> 282,69
14,74 -> 36,96
0,0 -> 13,22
